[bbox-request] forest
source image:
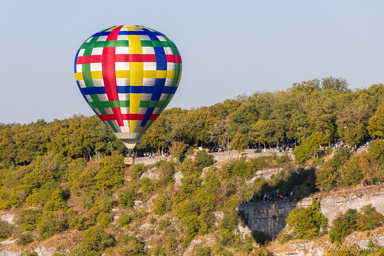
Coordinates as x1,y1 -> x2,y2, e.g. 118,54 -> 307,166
3,77 -> 384,166
1,77 -> 384,255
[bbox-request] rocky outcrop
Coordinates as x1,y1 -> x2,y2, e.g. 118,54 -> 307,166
239,186 -> 384,239
317,186 -> 384,224
238,198 -> 313,238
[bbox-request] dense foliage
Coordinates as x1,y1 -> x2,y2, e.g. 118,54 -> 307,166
329,205 -> 384,243
2,78 -> 384,255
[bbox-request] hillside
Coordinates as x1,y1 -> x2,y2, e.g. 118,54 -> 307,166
2,80 -> 384,255
1,144 -> 384,255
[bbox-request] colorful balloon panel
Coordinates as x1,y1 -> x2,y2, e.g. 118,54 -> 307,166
74,25 -> 182,149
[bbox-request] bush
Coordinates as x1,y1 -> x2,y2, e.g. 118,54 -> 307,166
194,151 -> 214,169
97,212 -> 111,228
81,227 -> 115,252
140,177 -> 154,193
285,200 -> 328,239
117,236 -> 145,256
118,187 -> 136,209
16,208 -> 42,231
194,246 -> 211,256
276,153 -> 290,164
119,213 -> 133,227
156,161 -> 175,186
152,195 -> 172,215
37,211 -> 68,240
132,164 -> 146,179
356,204 -> 384,231
20,252 -> 38,256
68,215 -> 92,230
339,155 -> 363,187
158,218 -> 172,230
329,209 -> 358,243
0,221 -> 14,241
16,233 -> 35,245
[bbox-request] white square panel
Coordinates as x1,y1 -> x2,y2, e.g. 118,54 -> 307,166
115,62 -> 130,70
167,63 -> 175,70
97,36 -> 108,41
116,78 -> 130,86
142,47 -> 155,55
85,95 -> 93,102
165,78 -> 174,86
117,35 -> 129,41
91,47 -> 103,55
116,47 -> 129,54
76,64 -> 82,72
104,108 -> 113,114
92,79 -> 104,87
143,62 -> 156,71
139,35 -> 150,41
143,78 -> 155,86
157,36 -> 166,41
118,93 -> 130,101
121,107 -> 130,114
141,93 -> 152,101
97,94 -> 109,101
78,49 -> 85,56
78,80 -> 86,88
90,63 -> 102,71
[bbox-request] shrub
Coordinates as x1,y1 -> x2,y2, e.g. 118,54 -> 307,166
97,212 -> 111,228
194,246 -> 211,256
16,208 -> 42,231
118,187 -> 136,209
194,151 -> 214,169
37,211 -> 68,240
293,145 -> 310,164
81,227 -> 115,252
339,155 -> 363,187
119,214 -> 133,227
285,200 -> 328,239
276,153 -> 290,164
152,195 -> 172,215
16,233 -> 35,245
0,221 -> 14,241
117,236 -> 145,256
356,204 -> 384,231
132,164 -> 146,179
169,141 -> 187,162
219,211 -> 238,245
140,177 -> 154,193
156,161 -> 175,186
68,215 -> 92,230
20,252 -> 38,256
329,209 -> 358,243
158,218 -> 172,230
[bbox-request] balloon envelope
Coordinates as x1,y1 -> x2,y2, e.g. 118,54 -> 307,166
74,25 -> 182,149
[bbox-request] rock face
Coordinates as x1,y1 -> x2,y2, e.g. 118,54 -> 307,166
318,187 -> 384,224
239,198 -> 313,239
239,187 -> 384,239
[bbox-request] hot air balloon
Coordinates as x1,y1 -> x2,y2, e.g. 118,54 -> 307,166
74,25 -> 182,149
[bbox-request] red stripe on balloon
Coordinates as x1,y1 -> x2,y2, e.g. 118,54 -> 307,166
102,26 -> 124,126
76,54 -> 181,64
99,113 -> 160,122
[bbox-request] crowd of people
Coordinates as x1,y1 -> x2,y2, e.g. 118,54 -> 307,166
242,190 -> 296,205
361,177 -> 384,187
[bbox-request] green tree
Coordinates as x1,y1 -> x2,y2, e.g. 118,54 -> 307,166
329,209 -> 357,243
368,104 -> 384,138
231,133 -> 248,157
285,200 -> 328,239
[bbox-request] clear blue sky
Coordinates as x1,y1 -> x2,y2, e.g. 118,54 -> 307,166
1,0 -> 383,123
